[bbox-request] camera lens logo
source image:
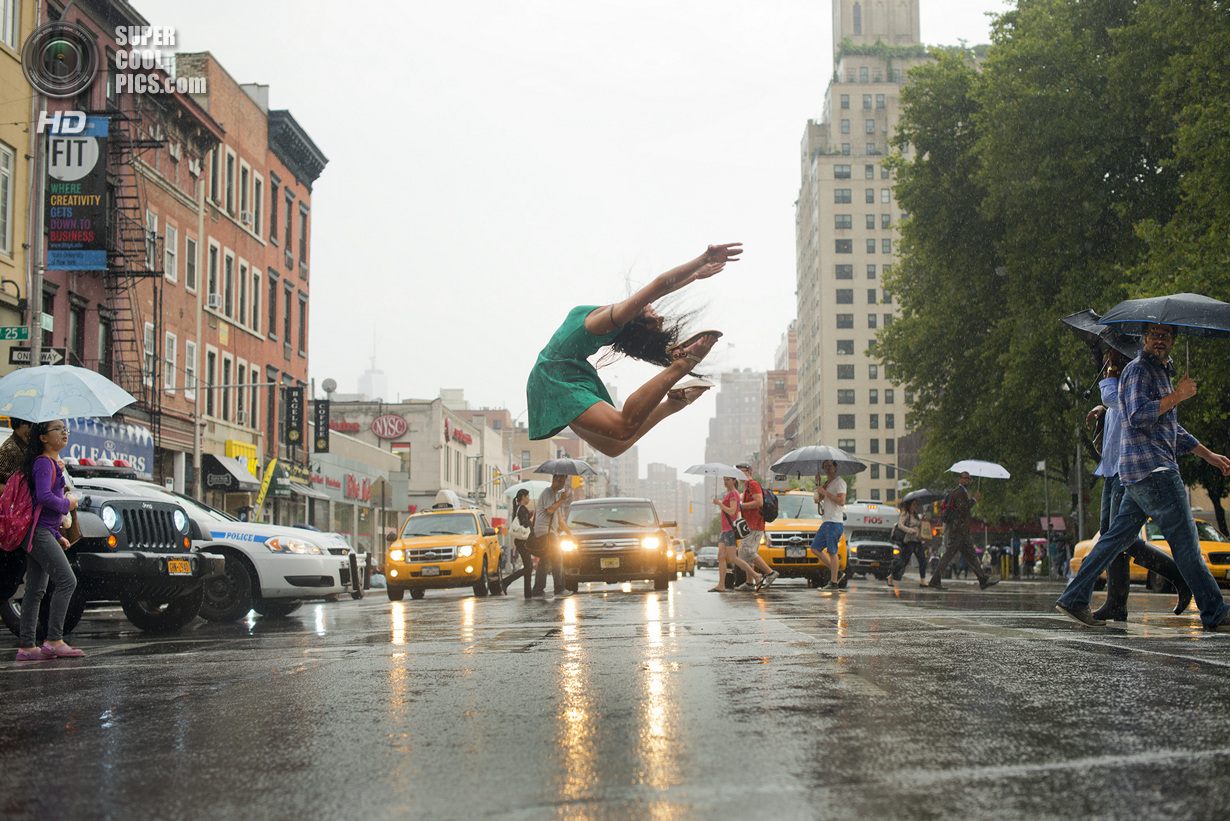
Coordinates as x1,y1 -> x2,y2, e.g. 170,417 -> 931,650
22,23 -> 99,98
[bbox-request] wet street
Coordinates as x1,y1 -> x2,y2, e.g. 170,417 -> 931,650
4,571 -> 1230,820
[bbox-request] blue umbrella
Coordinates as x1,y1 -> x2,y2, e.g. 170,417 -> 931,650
1097,293 -> 1230,339
0,365 -> 137,422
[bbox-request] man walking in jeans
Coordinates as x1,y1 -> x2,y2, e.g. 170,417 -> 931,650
1056,323 -> 1230,629
924,471 -> 997,590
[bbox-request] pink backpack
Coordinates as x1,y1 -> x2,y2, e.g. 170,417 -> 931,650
0,469 -> 42,552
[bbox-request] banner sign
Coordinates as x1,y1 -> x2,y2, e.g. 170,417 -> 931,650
46,116 -> 109,271
284,386 -> 304,445
313,399 -> 330,453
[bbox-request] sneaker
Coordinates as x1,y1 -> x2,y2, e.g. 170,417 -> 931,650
735,582 -> 755,592
762,570 -> 780,590
1054,602 -> 1107,627
825,582 -> 840,590
39,642 -> 85,658
16,646 -> 51,661
555,589 -> 574,598
980,577 -> 1000,590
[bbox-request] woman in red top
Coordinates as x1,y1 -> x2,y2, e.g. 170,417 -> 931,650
708,476 -> 761,592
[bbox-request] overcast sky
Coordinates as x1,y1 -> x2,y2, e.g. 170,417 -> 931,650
144,0 -> 1010,480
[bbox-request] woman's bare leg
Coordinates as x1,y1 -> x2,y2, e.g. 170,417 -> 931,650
571,399 -> 682,457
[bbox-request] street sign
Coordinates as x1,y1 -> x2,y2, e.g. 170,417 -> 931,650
0,326 -> 29,341
8,346 -> 66,365
40,313 -> 53,332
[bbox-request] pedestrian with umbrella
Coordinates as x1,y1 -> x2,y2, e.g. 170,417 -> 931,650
771,445 -> 865,590
923,464 -> 1003,591
529,460 -> 593,598
1057,311 -> 1230,629
886,496 -> 929,586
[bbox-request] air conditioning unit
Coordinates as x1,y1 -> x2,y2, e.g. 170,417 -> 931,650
240,210 -> 254,226
207,293 -> 222,310
236,411 -> 249,425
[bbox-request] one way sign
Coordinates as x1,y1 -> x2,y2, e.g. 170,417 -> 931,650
8,346 -> 66,365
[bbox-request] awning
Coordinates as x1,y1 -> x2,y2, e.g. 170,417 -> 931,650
65,417 -> 154,481
289,482 -> 329,500
202,453 -> 261,493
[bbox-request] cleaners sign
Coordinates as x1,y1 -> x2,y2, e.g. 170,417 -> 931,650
46,116 -> 109,271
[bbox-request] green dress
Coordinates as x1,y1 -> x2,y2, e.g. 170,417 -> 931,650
527,305 -> 622,440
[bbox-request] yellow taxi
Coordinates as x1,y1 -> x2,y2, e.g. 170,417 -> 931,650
674,539 -> 696,576
756,490 -> 847,588
384,493 -> 503,601
1069,518 -> 1230,591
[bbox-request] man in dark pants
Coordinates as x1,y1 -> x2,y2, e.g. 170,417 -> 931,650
530,475 -> 574,598
924,471 -> 997,590
0,418 -> 32,603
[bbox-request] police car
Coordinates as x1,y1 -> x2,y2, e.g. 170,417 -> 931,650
67,466 -> 352,621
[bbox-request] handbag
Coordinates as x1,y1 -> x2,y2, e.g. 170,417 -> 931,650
890,523 -> 910,544
509,518 -> 531,541
733,517 -> 752,540
61,509 -> 83,546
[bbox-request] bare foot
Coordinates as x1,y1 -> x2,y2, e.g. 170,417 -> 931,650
667,386 -> 710,406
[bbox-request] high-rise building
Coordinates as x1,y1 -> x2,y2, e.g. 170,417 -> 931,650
702,368 -> 765,502
760,324 -> 797,477
643,462 -> 680,530
794,0 -> 926,504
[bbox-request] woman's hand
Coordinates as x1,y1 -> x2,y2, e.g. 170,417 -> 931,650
68,496 -> 79,511
58,536 -> 71,551
692,244 -> 743,281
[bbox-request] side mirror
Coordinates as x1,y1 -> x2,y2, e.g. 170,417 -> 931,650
482,526 -> 497,537
385,530 -> 398,543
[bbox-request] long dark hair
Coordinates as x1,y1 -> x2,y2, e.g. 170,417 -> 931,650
21,421 -> 59,493
598,304 -> 704,375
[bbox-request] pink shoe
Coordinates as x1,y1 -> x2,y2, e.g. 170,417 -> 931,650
16,645 -> 52,661
40,642 -> 84,658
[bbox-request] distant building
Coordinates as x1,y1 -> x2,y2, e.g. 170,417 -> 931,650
760,324 -> 798,477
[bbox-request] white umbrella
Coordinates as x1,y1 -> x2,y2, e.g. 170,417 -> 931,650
0,364 -> 136,422
503,480 -> 551,499
948,460 -> 1011,479
533,457 -> 598,476
684,462 -> 743,479
771,445 -> 866,477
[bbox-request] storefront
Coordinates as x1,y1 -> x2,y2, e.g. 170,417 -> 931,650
201,453 -> 261,515
309,432 -> 401,558
65,417 -> 155,481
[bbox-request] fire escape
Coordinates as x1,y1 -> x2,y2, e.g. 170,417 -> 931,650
102,102 -> 165,464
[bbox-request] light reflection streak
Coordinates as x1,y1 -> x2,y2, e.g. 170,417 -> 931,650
557,592 -> 595,805
314,604 -> 327,636
390,601 -> 406,645
461,597 -> 475,644
638,593 -> 677,799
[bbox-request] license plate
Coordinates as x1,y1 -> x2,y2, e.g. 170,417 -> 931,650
166,559 -> 191,576
421,566 -> 440,577
868,561 -> 880,567
785,547 -> 806,559
600,557 -> 620,569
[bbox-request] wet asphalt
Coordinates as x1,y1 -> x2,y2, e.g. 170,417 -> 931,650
3,570 -> 1230,821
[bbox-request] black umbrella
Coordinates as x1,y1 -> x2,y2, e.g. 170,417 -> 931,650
1097,293 -> 1230,339
771,445 -> 866,477
900,488 -> 944,505
1060,309 -> 1140,371
533,458 -> 598,476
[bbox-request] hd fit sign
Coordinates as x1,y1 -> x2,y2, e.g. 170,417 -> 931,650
44,114 -> 109,271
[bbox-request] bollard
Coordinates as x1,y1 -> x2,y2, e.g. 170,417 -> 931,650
1001,554 -> 1010,580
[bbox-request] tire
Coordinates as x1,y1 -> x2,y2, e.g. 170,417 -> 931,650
473,558 -> 490,598
654,566 -> 671,591
349,554 -> 364,600
120,585 -> 204,632
2,581 -> 87,643
1147,571 -> 1176,594
199,554 -> 257,623
409,588 -> 425,600
254,599 -> 302,618
387,586 -> 405,601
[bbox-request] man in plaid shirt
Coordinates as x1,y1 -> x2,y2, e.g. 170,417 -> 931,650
1056,323 -> 1230,629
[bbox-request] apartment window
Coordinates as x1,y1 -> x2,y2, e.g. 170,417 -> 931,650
236,365 -> 246,421
863,94 -> 872,109
839,439 -> 856,452
208,243 -> 219,302
298,207 -> 308,265
164,224 -> 177,282
868,339 -> 878,354
840,94 -> 849,109
869,364 -> 878,379
221,358 -> 232,422
184,341 -> 197,401
98,317 -> 112,379
68,300 -> 86,365
145,210 -> 157,270
853,2 -> 862,33
865,119 -> 875,134
864,164 -> 874,180
834,165 -> 851,179
868,314 -> 877,329
835,189 -> 851,204
881,213 -> 891,229
885,389 -> 894,404
836,340 -> 854,356
0,1 -> 18,49
253,177 -> 263,235
225,151 -> 235,213
869,413 -> 879,429
837,365 -> 854,380
836,314 -> 853,329
284,191 -> 294,264
865,214 -> 875,230
835,264 -> 853,280
252,272 -> 261,333
884,313 -> 894,327
883,264 -> 892,278
881,188 -> 891,203
237,262 -> 248,326
883,290 -> 893,304
882,167 -> 891,179
297,292 -> 307,353
835,214 -> 852,230
267,270 -> 279,338
841,143 -> 850,155
840,119 -> 850,134
142,322 -> 156,386
866,239 -> 876,254
869,439 -> 880,454
876,94 -> 885,109
164,333 -> 176,393
240,164 -> 250,215
886,414 -> 896,429
283,282 -> 293,341
836,239 -> 852,254
223,253 -> 234,317
867,288 -> 877,304
209,146 -> 220,203
886,439 -> 895,455
837,390 -> 855,405
250,379 -> 259,429
870,464 -> 880,479
859,66 -> 869,82
269,178 -> 279,242
838,415 -> 855,430
865,188 -> 875,203
835,289 -> 853,305
867,264 -> 876,279
866,143 -> 878,155
0,142 -> 12,254
185,237 -> 197,292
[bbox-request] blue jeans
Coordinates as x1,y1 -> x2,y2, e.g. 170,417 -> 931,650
811,522 -> 843,554
20,526 -> 77,645
1059,470 -> 1227,628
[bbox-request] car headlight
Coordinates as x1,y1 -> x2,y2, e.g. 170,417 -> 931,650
642,536 -> 661,550
667,549 -> 674,558
560,539 -> 577,552
173,510 -> 189,534
265,536 -> 323,555
458,544 -> 474,558
101,505 -> 120,532
389,548 -> 404,562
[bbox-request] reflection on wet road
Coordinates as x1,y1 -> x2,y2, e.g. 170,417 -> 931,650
4,573 -> 1230,820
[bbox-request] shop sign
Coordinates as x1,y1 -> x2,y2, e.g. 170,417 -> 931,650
345,473 -> 372,502
287,463 -> 311,484
330,420 -> 360,432
443,419 -> 472,446
371,414 -> 407,440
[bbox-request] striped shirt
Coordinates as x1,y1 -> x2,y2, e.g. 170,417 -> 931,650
1116,352 -> 1198,485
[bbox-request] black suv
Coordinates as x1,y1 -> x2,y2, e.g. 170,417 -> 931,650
1,464 -> 224,638
561,497 -> 677,591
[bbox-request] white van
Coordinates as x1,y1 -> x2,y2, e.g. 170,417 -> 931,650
843,500 -> 902,580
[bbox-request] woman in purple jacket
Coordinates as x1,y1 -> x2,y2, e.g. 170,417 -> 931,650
15,421 -> 83,660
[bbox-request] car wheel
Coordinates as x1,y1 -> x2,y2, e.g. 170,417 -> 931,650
199,554 -> 257,623
254,600 -> 302,618
349,554 -> 364,600
409,588 -> 426,600
120,585 -> 204,632
1147,571 -> 1176,594
387,586 -> 405,601
654,567 -> 671,591
473,558 -> 490,598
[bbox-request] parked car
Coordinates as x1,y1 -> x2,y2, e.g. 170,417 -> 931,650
384,491 -> 503,600
756,490 -> 847,588
695,546 -> 720,568
1070,519 -> 1230,591
674,539 -> 695,576
560,497 -> 676,591
1,462 -> 225,638
67,468 -> 350,621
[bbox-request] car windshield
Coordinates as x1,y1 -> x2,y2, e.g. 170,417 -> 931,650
777,494 -> 821,520
401,513 -> 478,537
698,547 -> 718,556
568,504 -> 657,528
1149,520 -> 1229,543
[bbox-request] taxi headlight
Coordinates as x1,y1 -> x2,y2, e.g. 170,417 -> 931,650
101,505 -> 120,532
642,536 -> 661,550
389,548 -> 404,562
458,544 -> 474,558
265,536 -> 323,555
560,539 -> 577,552
667,549 -> 675,558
